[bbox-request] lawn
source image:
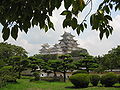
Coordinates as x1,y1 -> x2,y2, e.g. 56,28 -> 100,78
0,77 -> 120,90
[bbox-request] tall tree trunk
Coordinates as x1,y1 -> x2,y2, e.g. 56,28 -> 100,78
18,71 -> 21,79
53,71 -> 57,78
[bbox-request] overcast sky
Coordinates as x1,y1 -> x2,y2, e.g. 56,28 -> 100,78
0,0 -> 120,56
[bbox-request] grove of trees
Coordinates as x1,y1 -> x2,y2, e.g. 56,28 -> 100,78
0,42 -> 120,86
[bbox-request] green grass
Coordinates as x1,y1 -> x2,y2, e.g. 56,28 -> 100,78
0,77 -> 120,90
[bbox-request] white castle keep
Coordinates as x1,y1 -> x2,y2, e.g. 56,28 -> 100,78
39,32 -> 87,55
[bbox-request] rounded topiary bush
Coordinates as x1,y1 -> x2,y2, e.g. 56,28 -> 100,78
69,73 -> 90,88
118,75 -> 120,83
90,74 -> 100,86
100,73 -> 117,87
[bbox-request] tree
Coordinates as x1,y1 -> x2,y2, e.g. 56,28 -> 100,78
70,49 -> 88,57
34,54 -> 58,61
59,54 -> 74,82
0,42 -> 28,60
95,46 -> 120,72
0,0 -> 119,41
28,57 -> 40,72
8,56 -> 29,79
48,60 -> 62,77
108,45 -> 120,69
100,46 -> 120,70
79,54 -> 98,73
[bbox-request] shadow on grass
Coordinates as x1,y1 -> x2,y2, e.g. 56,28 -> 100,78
65,86 -> 120,89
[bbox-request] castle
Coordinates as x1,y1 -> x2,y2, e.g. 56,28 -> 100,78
39,32 -> 88,55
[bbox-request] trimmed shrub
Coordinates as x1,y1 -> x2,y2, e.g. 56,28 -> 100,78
100,73 -> 117,87
33,72 -> 40,81
72,70 -> 87,75
69,74 -> 90,88
90,74 -> 100,86
118,75 -> 120,83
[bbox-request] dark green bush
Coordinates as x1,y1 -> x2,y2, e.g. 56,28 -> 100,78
118,75 -> 120,83
33,72 -> 40,81
100,73 -> 117,87
90,74 -> 100,86
69,74 -> 90,88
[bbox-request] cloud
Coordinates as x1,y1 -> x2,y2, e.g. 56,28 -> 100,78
75,15 -> 120,56
0,0 -> 120,57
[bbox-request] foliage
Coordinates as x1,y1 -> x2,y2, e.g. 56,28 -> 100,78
34,54 -> 58,61
100,73 -> 118,87
0,0 -> 119,41
58,54 -> 74,82
91,0 -> 120,39
32,72 -> 40,81
90,74 -> 100,86
102,54 -> 118,71
48,60 -> 62,77
118,75 -> 120,83
78,54 -> 98,73
69,73 -> 90,88
70,50 -> 88,57
108,46 -> 120,69
72,70 -> 87,75
94,56 -> 106,73
0,42 -> 28,60
95,45 -> 120,71
28,57 -> 43,72
0,66 -> 17,86
8,56 -> 29,79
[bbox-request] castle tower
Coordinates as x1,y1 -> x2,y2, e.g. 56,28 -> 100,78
58,32 -> 80,54
39,32 -> 87,55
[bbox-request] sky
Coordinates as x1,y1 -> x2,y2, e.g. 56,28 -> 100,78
0,0 -> 120,56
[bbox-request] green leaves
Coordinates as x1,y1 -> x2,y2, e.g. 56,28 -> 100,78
71,18 -> 77,30
104,15 -> 112,21
64,0 -> 72,10
2,25 -> 19,41
11,25 -> 18,40
2,27 -> 10,41
90,11 -> 113,40
0,0 -> 119,40
61,10 -> 71,15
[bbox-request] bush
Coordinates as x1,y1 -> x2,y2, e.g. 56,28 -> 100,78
33,72 -> 40,81
118,75 -> 120,83
69,74 -> 90,88
100,73 -> 117,87
90,74 -> 100,86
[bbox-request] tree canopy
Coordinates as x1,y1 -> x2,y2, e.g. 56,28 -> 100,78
0,42 -> 28,60
0,0 -> 119,41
